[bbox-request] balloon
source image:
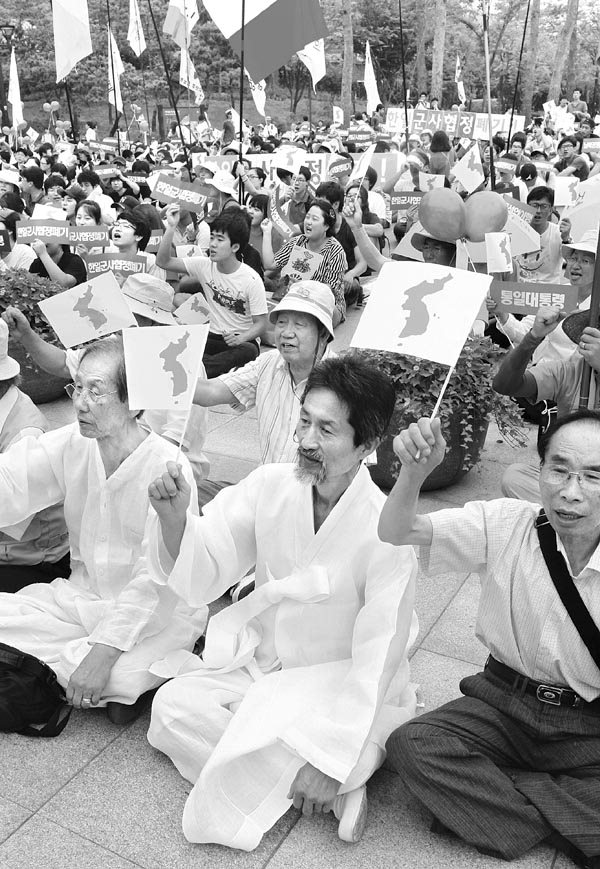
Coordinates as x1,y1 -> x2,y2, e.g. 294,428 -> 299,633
51,100 -> 60,111
63,121 -> 71,131
55,120 -> 64,129
139,119 -> 149,132
463,191 -> 508,243
1,126 -> 10,135
17,121 -> 27,130
418,189 -> 466,243
42,102 -> 52,112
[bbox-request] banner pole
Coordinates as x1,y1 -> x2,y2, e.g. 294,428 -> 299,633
398,0 -> 410,151
482,0 -> 495,190
506,0 -> 532,149
238,0 -> 246,203
146,0 -> 194,181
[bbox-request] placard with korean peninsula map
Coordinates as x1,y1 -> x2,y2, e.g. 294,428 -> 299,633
122,324 -> 209,410
38,272 -> 137,348
351,261 -> 491,367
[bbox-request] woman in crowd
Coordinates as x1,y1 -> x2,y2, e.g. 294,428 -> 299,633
261,198 -> 348,326
0,210 -> 36,272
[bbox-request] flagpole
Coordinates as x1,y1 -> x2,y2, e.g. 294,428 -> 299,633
63,78 -> 78,141
135,4 -> 152,133
238,0 -> 246,203
308,86 -> 312,131
397,0 -> 410,151
146,0 -> 194,181
430,365 -> 455,420
506,0 -> 532,150
107,0 -> 129,146
482,0 -> 495,190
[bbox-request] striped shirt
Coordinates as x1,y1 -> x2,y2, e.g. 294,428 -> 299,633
220,347 -> 332,464
421,498 -> 600,700
274,235 -> 347,319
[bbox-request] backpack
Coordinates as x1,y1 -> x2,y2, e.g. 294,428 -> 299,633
0,643 -> 72,737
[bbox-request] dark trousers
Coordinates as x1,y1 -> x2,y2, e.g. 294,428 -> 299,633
0,552 -> 71,593
203,333 -> 259,379
386,670 -> 600,862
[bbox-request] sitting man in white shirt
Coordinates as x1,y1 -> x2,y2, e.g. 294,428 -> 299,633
157,206 -> 268,378
146,356 -> 418,851
0,334 -> 206,724
381,412 -> 600,869
0,320 -> 69,592
192,280 -> 334,507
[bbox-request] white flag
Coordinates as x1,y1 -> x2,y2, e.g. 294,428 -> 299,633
297,39 -> 326,92
455,54 -> 462,83
452,143 -> 485,194
123,324 -> 209,410
163,0 -> 199,50
8,48 -> 24,130
52,0 -> 93,82
485,232 -> 512,273
245,69 -> 267,117
180,47 -> 205,105
128,0 -> 146,57
108,28 -> 125,113
350,262 -> 491,367
37,273 -> 136,349
364,40 -> 381,115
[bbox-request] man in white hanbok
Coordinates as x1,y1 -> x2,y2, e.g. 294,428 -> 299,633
147,356 -> 418,850
0,335 -> 206,723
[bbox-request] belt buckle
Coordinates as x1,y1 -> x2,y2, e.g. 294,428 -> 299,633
536,684 -> 562,705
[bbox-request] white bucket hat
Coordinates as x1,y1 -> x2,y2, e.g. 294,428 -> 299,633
269,280 -> 335,340
0,320 -> 20,380
0,169 -> 21,191
206,170 -> 237,196
562,228 -> 599,259
121,274 -> 176,325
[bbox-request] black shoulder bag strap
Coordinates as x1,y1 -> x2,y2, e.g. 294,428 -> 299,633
535,509 -> 600,671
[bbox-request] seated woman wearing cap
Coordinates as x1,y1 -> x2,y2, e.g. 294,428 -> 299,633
0,210 -> 36,273
261,199 -> 348,327
0,334 -> 206,723
2,275 -> 210,492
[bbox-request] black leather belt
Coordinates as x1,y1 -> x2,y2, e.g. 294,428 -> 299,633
485,655 -> 600,711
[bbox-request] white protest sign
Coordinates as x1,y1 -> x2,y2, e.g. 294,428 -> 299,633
350,261 -> 491,367
503,211 -> 541,256
391,221 -> 425,262
281,246 -> 324,285
485,232 -> 512,273
561,173 -> 600,238
38,272 -> 137,349
553,176 -> 580,208
122,324 -> 209,410
174,294 -> 211,325
452,143 -> 484,194
348,143 -> 377,185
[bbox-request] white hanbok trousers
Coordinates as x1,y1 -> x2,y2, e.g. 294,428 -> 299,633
0,578 -> 200,705
148,661 -> 405,851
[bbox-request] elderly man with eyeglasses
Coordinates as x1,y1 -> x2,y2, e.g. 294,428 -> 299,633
380,410 -> 600,869
0,334 -> 206,725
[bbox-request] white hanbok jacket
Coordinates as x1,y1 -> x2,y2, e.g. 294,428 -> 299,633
0,424 -> 206,700
149,463 -> 418,844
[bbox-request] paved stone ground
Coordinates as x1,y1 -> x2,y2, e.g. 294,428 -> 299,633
0,305 -> 567,869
